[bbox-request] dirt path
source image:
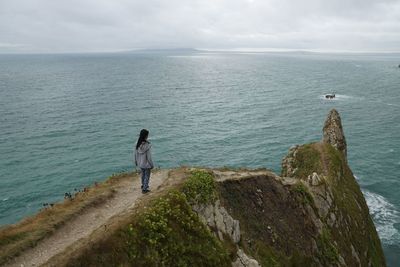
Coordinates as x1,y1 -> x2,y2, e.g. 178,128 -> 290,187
212,169 -> 273,182
5,170 -> 170,267
314,142 -> 329,174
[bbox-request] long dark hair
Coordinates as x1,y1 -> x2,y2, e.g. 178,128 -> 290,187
136,129 -> 149,149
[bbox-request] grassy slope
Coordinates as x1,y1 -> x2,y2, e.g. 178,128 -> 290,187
0,172 -> 135,265
63,170 -> 231,267
284,142 -> 386,266
215,142 -> 385,267
323,144 -> 386,266
1,144 -> 386,266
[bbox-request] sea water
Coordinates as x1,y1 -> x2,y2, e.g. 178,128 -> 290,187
0,52 -> 399,265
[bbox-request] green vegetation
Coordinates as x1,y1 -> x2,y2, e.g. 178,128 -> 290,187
324,144 -> 386,266
292,182 -> 314,206
296,144 -> 323,178
250,241 -> 281,267
66,170 -> 230,266
123,190 -> 230,267
316,228 -> 339,264
181,170 -> 216,205
287,143 -> 385,266
284,143 -> 322,179
243,240 -> 314,267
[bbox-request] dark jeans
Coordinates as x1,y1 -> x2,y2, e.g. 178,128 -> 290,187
140,168 -> 151,191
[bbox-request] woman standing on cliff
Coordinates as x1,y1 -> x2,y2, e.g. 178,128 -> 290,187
135,129 -> 154,193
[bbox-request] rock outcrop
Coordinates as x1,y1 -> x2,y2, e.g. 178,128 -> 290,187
322,108 -> 347,161
193,200 -> 241,244
204,139 -> 385,266
232,249 -> 261,267
193,200 -> 261,267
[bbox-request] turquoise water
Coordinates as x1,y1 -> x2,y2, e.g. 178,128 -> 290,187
0,52 -> 399,265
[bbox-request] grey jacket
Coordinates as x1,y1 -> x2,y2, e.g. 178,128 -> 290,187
134,141 -> 154,169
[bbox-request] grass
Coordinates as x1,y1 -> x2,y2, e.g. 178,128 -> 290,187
323,144 -> 386,266
283,143 -> 322,179
181,170 -> 217,205
65,170 -> 231,267
123,190 -> 230,267
287,142 -> 386,266
0,171 -> 135,265
316,228 -> 339,264
250,241 -> 281,267
292,182 -> 314,206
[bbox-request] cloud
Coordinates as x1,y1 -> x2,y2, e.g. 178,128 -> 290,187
0,0 -> 399,53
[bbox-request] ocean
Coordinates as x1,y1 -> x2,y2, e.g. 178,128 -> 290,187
0,51 -> 399,265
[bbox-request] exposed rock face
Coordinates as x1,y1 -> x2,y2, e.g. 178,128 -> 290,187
322,109 -> 347,160
232,249 -> 261,267
193,200 -> 241,244
193,199 -> 260,267
308,172 -> 324,186
217,173 -> 321,264
281,145 -> 299,177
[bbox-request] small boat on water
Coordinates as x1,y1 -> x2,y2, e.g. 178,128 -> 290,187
325,93 -> 335,99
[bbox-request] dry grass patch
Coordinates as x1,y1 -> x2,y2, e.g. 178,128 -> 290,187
0,172 -> 137,265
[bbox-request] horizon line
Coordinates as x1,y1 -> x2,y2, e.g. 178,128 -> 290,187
1,47 -> 400,55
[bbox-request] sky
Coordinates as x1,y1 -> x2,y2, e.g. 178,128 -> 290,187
0,0 -> 400,53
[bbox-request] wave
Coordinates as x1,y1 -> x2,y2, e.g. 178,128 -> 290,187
363,190 -> 400,244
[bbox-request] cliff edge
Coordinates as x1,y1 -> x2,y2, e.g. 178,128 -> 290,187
0,109 -> 386,267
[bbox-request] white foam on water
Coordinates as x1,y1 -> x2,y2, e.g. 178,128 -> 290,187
389,149 -> 394,153
363,190 -> 400,244
319,94 -> 399,107
319,94 -> 361,101
386,103 -> 400,107
2,198 -> 9,201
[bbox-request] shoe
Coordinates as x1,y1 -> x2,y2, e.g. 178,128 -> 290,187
142,189 -> 150,194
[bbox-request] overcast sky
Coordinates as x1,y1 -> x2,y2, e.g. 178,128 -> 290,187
0,0 -> 399,53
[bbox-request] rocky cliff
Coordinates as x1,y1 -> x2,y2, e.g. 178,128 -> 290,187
1,109 -> 386,267
62,109 -> 385,266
